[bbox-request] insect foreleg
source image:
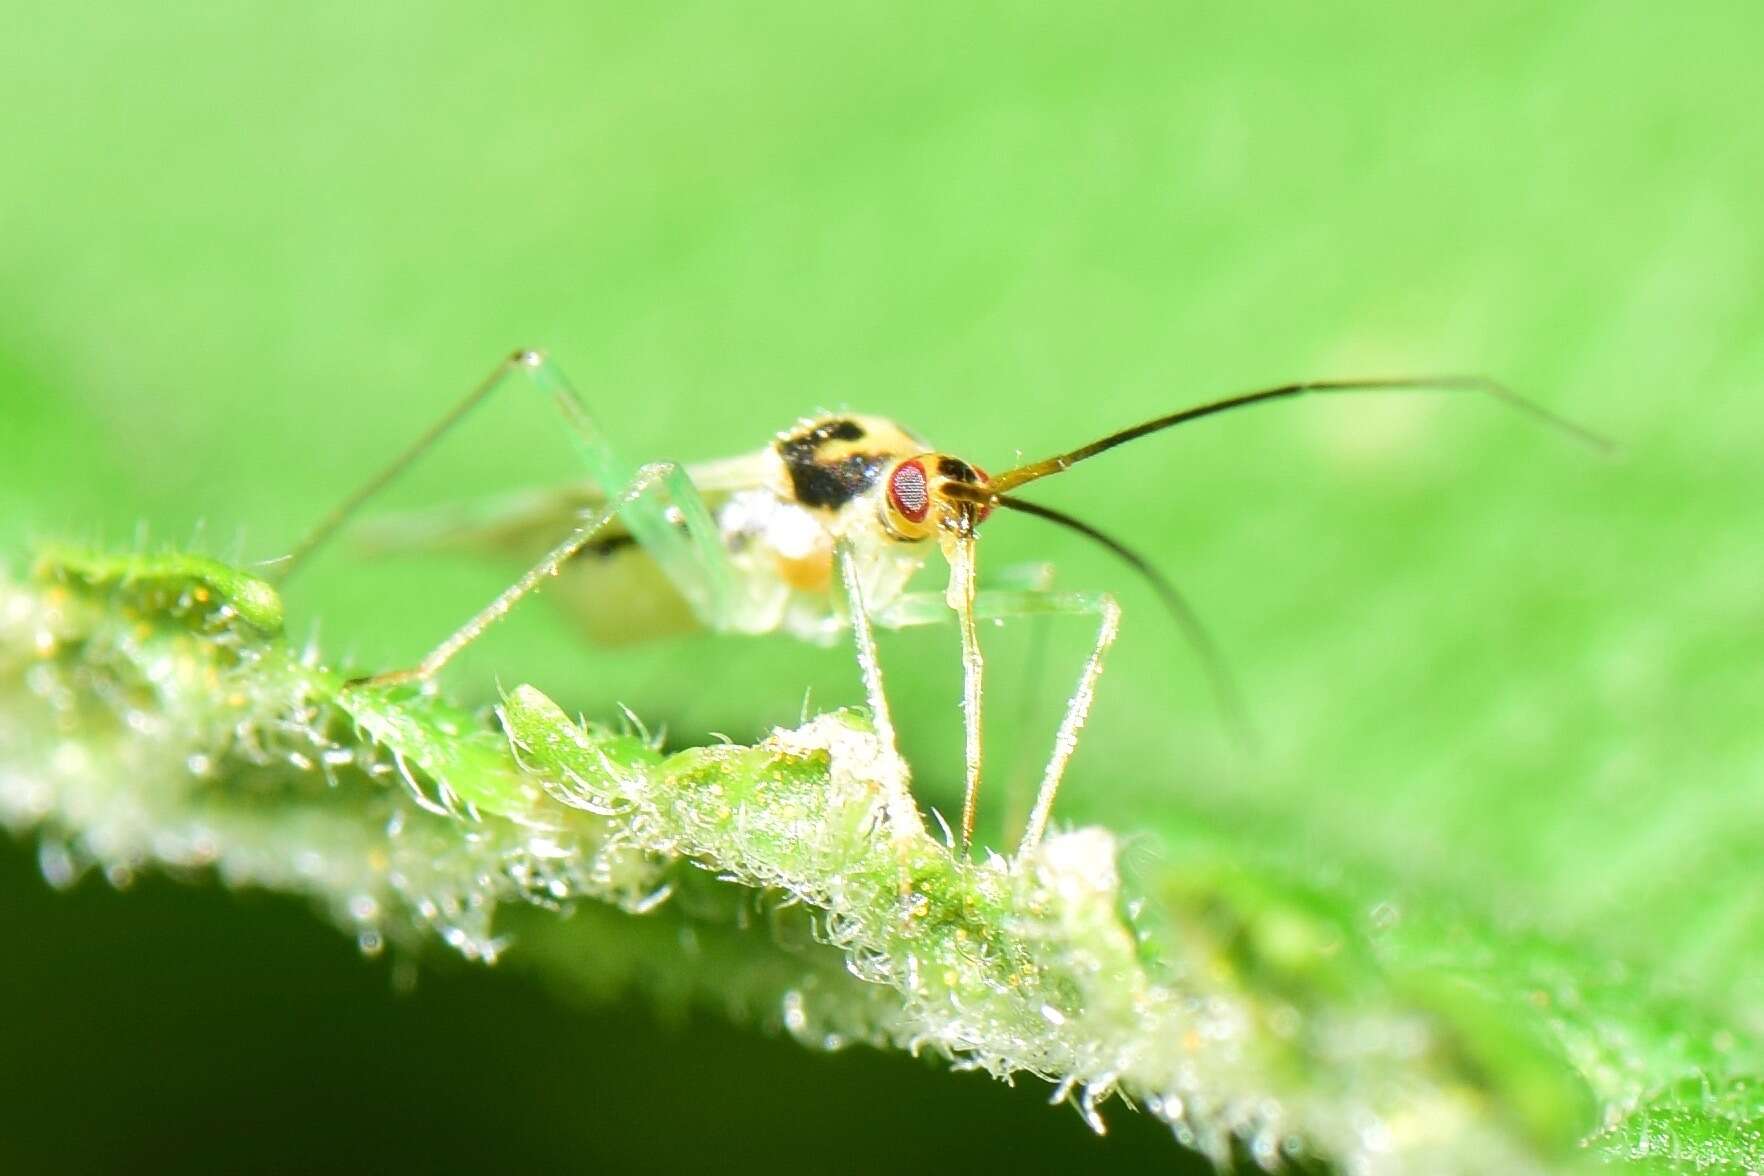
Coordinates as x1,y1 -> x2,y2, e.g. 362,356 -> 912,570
875,588 -> 1121,859
354,462 -> 686,689
835,544 -> 927,842
1011,590 -> 1121,856
945,535 -> 984,855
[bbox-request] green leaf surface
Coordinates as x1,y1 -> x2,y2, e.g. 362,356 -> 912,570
4,545 -> 1758,1173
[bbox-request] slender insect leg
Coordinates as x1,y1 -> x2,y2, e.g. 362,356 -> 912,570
930,558 -> 1051,852
274,350 -> 736,627
1015,591 -> 1121,856
945,534 -> 984,855
527,356 -> 735,628
836,546 -> 897,749
876,588 -> 1121,859
835,543 -> 927,843
274,352 -> 533,580
357,463 -> 684,688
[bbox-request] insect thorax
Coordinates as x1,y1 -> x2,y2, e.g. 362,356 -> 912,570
773,414 -> 928,512
708,414 -> 934,640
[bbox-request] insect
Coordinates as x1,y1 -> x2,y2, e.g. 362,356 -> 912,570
275,351 -> 1606,859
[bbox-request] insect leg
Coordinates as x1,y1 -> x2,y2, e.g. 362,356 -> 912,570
945,534 -> 984,855
355,462 -> 687,688
524,356 -> 735,628
875,588 -> 1121,860
906,560 -> 1052,852
835,543 -> 927,842
274,350 -> 735,627
972,555 -> 1059,837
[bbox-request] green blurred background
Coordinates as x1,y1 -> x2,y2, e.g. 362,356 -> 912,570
1,1 -> 1758,1170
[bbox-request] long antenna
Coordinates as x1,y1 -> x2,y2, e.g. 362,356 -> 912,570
988,376 -> 1613,494
993,494 -> 1255,746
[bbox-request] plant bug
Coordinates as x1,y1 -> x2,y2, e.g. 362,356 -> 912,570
274,352 -> 1607,859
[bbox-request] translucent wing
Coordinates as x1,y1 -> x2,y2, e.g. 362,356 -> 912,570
353,452 -> 772,645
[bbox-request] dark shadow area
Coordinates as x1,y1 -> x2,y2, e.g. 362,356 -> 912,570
0,843 -> 1213,1175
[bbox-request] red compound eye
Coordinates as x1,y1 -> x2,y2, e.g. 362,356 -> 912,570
887,459 -> 931,524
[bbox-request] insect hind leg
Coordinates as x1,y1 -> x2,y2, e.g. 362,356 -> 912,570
273,350 -> 735,628
275,350 -> 536,580
355,462 -> 691,688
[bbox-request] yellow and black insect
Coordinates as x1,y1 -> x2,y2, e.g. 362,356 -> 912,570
277,352 -> 1606,860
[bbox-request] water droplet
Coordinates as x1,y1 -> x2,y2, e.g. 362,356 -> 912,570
782,990 -> 808,1035
38,840 -> 77,889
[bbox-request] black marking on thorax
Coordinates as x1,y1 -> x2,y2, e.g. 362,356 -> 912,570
935,456 -> 981,483
777,417 -> 890,511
